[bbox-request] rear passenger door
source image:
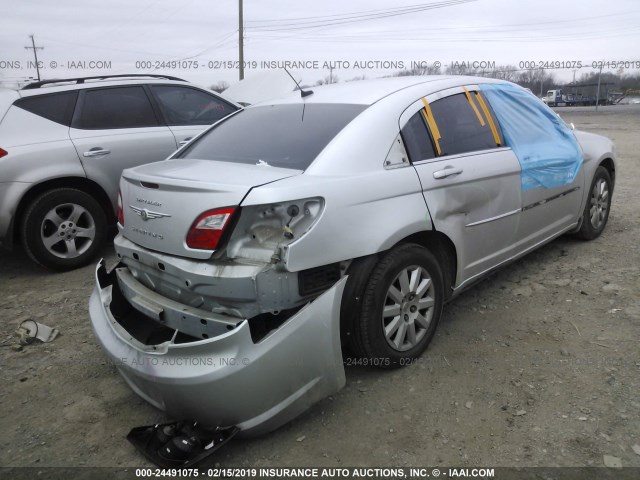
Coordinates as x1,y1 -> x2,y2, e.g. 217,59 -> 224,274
149,85 -> 238,149
69,86 -> 177,210
402,85 -> 522,288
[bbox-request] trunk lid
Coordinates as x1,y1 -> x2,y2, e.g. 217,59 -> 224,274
120,159 -> 300,259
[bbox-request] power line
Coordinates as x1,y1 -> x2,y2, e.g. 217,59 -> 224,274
246,0 -> 476,32
242,0 -> 478,50
253,10 -> 639,38
244,8 -> 639,50
246,0 -> 474,28
247,25 -> 639,45
246,2 -> 466,23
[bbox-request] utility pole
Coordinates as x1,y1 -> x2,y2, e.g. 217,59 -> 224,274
595,64 -> 603,111
238,0 -> 244,80
25,34 -> 43,81
539,68 -> 544,97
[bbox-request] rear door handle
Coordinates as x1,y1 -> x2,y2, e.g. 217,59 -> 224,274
433,166 -> 463,179
83,148 -> 111,158
178,137 -> 193,147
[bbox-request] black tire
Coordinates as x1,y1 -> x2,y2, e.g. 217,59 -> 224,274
353,243 -> 444,368
21,188 -> 107,271
575,166 -> 612,241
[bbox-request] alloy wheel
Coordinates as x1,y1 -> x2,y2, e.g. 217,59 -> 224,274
40,203 -> 96,258
382,266 -> 435,352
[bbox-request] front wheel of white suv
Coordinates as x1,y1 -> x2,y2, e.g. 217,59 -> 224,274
21,188 -> 107,271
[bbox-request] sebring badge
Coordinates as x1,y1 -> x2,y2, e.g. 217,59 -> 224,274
129,205 -> 171,221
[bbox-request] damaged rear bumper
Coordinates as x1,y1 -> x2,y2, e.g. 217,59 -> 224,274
88,259 -> 347,437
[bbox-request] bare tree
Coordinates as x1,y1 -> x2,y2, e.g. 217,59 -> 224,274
210,81 -> 230,93
620,72 -> 640,91
485,65 -> 518,81
315,74 -> 339,86
396,64 -> 443,76
444,63 -> 479,76
516,68 -> 556,96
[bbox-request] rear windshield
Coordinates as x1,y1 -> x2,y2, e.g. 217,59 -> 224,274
178,103 -> 366,170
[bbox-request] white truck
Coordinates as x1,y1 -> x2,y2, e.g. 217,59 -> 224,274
544,89 -> 603,107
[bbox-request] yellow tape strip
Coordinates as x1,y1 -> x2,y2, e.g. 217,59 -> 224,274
420,97 -> 442,155
474,92 -> 501,146
463,87 -> 485,126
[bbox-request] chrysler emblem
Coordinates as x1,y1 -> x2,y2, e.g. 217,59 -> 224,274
130,205 -> 171,221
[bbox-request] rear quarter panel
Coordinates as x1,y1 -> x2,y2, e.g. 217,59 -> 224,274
0,106 -> 85,183
0,89 -> 19,123
0,105 -> 85,246
241,168 -> 431,272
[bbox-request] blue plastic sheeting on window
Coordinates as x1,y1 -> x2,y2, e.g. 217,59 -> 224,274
480,83 -> 583,191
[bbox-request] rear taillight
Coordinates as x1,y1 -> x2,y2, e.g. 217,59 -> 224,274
0,148 -> 7,158
186,207 -> 236,250
117,190 -> 124,226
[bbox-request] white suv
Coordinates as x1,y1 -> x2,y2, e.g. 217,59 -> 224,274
0,74 -> 239,270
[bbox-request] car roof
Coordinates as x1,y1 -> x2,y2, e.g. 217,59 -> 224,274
14,76 -> 212,98
257,75 -> 508,107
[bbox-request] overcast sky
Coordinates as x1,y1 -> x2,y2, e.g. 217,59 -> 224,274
1,0 -> 639,88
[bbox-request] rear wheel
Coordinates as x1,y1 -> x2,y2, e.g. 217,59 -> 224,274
21,188 -> 107,271
575,166 -> 612,240
354,243 -> 444,368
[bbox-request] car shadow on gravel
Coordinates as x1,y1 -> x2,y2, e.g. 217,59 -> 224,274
0,244 -> 117,278
1,246 -> 46,276
442,231 -> 599,314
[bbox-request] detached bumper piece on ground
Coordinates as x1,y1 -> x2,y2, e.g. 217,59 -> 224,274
127,421 -> 238,468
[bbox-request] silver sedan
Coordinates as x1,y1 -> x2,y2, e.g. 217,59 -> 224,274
89,75 -> 615,436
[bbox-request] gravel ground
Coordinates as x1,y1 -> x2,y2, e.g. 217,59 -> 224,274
1,104 -> 639,470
